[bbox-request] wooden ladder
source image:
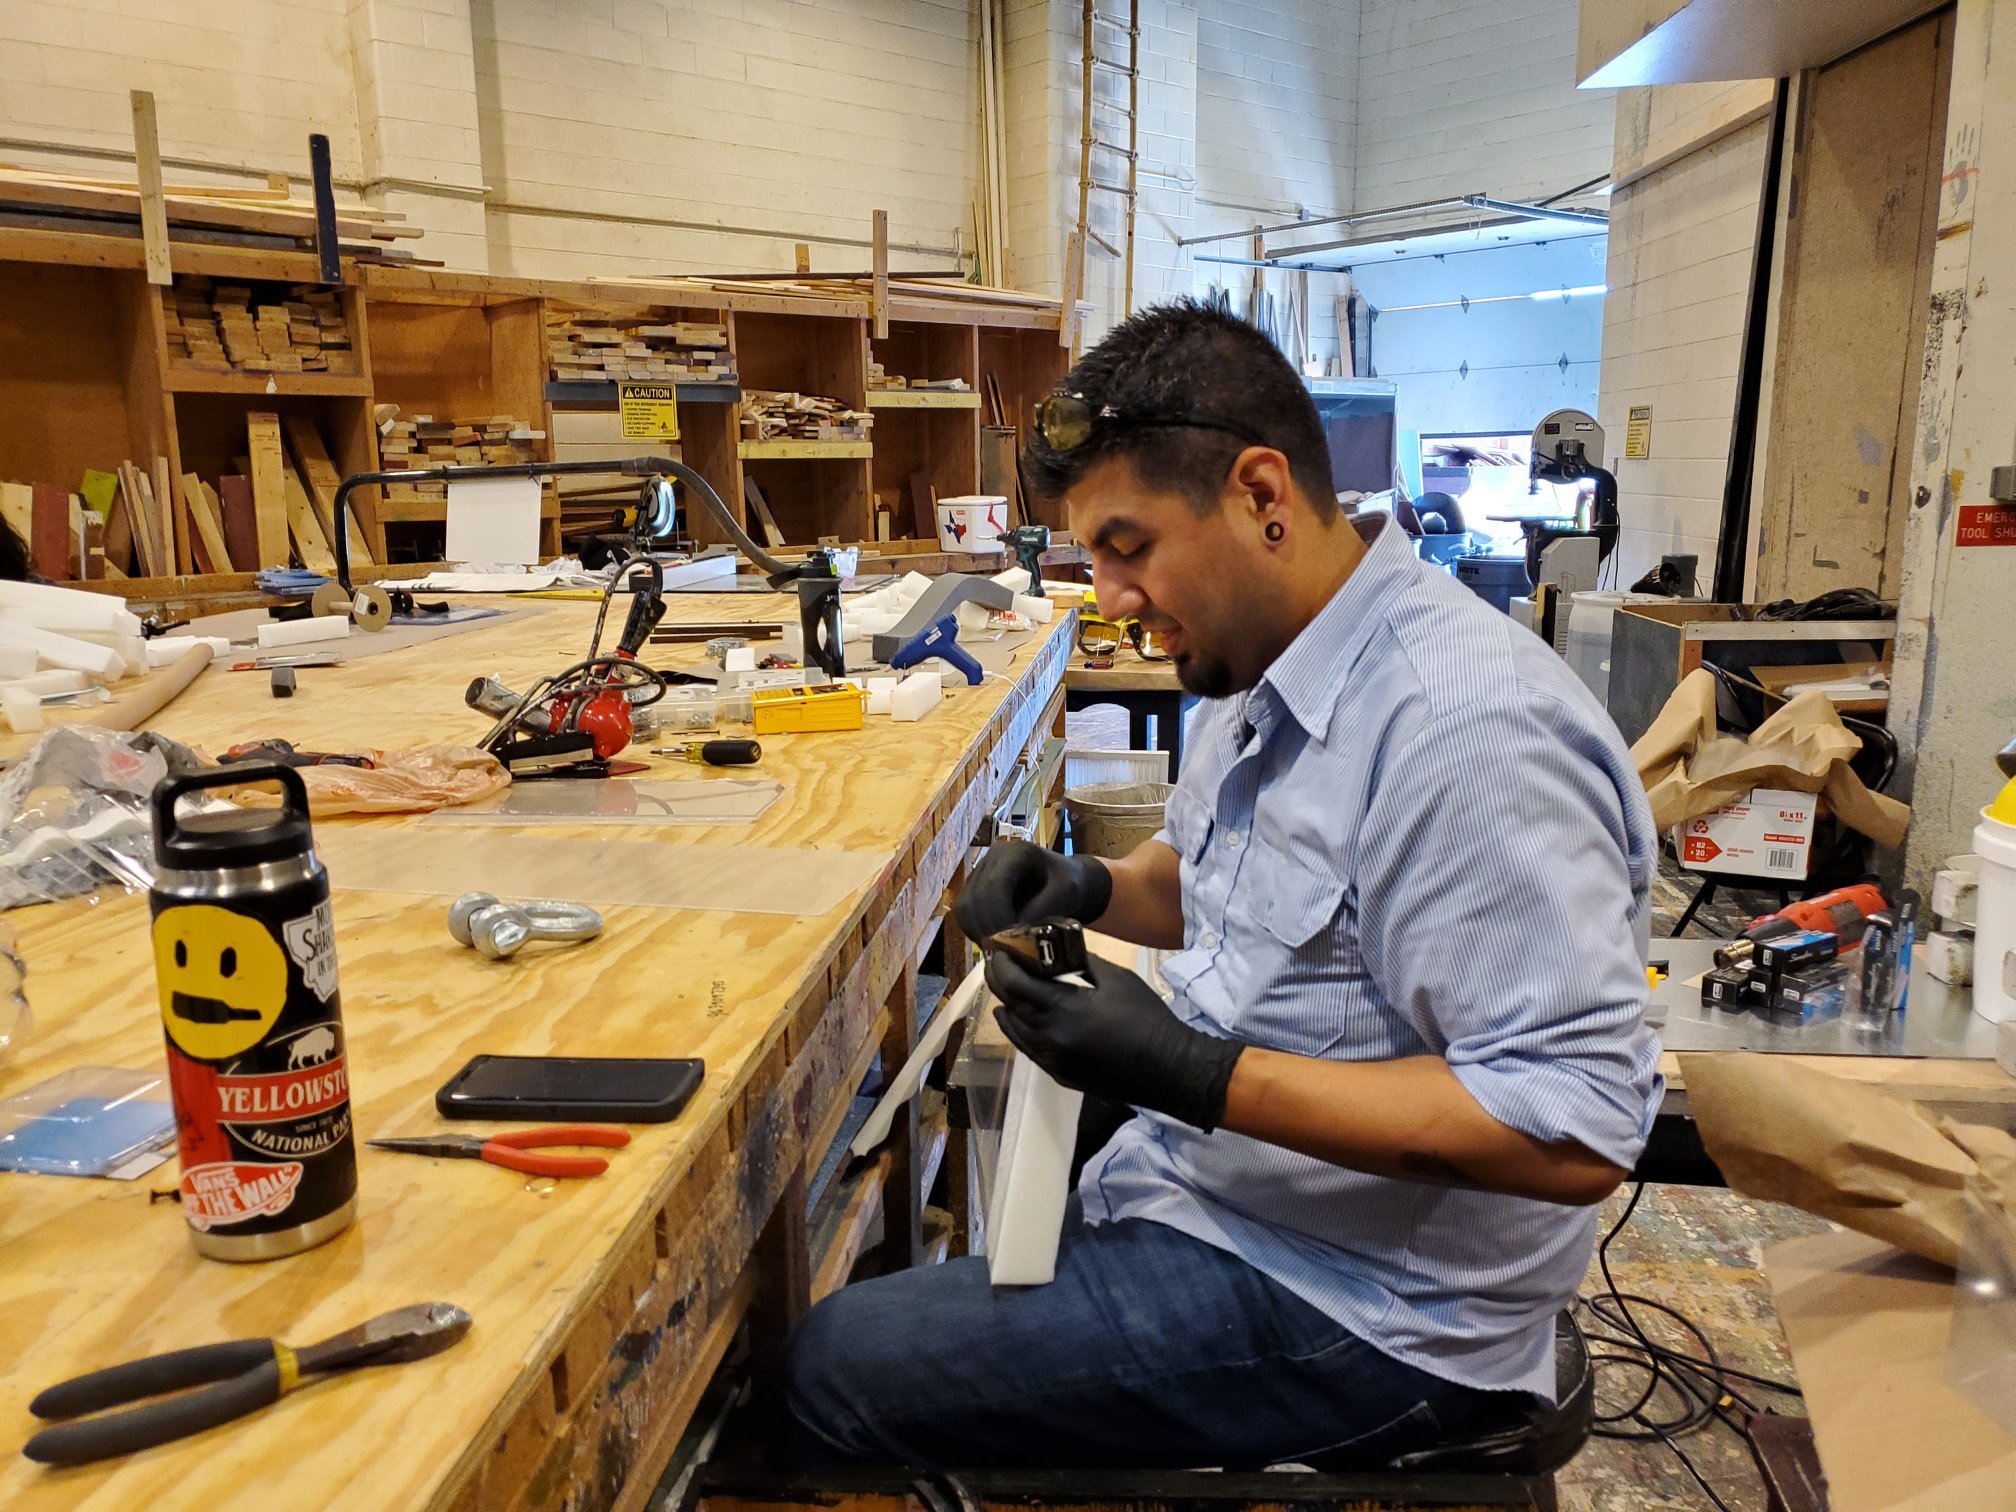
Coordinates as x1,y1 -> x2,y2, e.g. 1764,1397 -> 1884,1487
1069,0 -> 1141,355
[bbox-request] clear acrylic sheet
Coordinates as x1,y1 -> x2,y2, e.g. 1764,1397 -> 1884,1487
420,777 -> 783,825
316,827 -> 890,917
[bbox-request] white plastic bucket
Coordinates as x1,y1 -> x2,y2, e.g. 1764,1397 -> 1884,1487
1972,812 -> 2016,1023
1064,780 -> 1172,859
936,496 -> 1008,553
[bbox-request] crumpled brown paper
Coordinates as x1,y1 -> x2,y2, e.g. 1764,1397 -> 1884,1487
221,745 -> 510,815
1631,668 -> 1911,847
1680,1052 -> 2016,1268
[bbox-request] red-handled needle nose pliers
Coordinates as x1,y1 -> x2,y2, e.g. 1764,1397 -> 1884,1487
368,1125 -> 632,1178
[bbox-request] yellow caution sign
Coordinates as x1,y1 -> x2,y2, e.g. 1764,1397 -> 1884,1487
1625,404 -> 1652,459
617,381 -> 681,442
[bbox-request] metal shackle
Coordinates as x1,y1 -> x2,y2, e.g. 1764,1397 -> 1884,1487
447,892 -> 605,960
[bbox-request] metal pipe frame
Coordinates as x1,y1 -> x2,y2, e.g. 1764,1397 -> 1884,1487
331,457 -> 786,593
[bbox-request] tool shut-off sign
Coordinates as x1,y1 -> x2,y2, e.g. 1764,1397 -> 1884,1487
618,382 -> 681,442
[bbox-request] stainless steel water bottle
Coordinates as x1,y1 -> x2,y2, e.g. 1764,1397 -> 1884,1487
150,765 -> 356,1261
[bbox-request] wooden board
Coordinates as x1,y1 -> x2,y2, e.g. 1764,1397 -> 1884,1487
0,480 -> 32,546
179,472 -> 230,574
281,413 -> 372,567
28,481 -> 68,579
216,474 -> 258,574
152,454 -> 186,576
80,510 -> 105,580
0,595 -> 1075,1512
129,90 -> 171,286
119,462 -> 164,578
245,412 -> 288,568
1755,10 -> 1953,601
280,459 -> 337,574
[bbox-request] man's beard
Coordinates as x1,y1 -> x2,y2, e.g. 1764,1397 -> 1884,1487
1173,651 -> 1237,698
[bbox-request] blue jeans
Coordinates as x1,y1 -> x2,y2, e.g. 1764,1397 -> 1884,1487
774,1206 -> 1531,1470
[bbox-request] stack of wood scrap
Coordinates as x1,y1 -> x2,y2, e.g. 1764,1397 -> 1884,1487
867,354 -> 972,392
378,411 -> 544,504
740,391 -> 872,443
547,314 -> 734,383
600,273 -> 1066,320
0,421 -> 372,584
0,165 -> 423,263
163,279 -> 356,375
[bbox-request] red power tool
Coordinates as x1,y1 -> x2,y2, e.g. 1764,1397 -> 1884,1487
1714,882 -> 1888,968
470,559 -> 668,765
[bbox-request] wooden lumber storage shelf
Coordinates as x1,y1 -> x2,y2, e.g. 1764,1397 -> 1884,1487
0,228 -> 1070,578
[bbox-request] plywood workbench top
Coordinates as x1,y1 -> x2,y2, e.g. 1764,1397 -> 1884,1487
0,590 -> 1073,1512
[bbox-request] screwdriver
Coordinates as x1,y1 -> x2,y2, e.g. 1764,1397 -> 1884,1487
654,738 -> 762,766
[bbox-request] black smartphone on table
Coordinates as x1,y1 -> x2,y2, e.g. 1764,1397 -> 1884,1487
437,1055 -> 704,1123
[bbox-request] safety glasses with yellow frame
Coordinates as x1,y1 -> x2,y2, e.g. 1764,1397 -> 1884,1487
1033,393 -> 1267,456
1076,612 -> 1170,662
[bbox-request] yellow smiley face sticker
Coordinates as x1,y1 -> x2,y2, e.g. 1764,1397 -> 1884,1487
153,905 -> 290,1061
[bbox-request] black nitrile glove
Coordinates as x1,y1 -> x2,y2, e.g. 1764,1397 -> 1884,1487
983,951 -> 1245,1132
954,840 -> 1112,942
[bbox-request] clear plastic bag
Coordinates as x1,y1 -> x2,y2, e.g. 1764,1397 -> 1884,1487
0,1066 -> 175,1178
0,726 -> 207,909
0,919 -> 26,1062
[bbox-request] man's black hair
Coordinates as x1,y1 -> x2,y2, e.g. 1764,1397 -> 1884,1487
1023,298 -> 1336,518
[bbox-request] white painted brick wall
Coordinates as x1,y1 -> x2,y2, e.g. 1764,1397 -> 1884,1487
1355,0 -> 1612,208
1597,114 -> 1769,589
475,0 -> 982,278
0,0 -> 362,180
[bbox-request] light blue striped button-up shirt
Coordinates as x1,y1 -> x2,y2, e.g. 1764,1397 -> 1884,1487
1078,513 -> 1663,1401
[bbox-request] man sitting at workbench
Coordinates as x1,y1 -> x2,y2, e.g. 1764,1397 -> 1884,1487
775,300 -> 1661,1470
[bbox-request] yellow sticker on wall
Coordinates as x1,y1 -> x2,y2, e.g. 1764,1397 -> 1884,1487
618,381 -> 681,442
1625,404 -> 1652,459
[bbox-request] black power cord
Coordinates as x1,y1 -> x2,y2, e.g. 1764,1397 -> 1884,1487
1580,1182 -> 1806,1511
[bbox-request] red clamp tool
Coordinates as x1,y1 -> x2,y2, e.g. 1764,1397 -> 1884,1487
368,1125 -> 632,1179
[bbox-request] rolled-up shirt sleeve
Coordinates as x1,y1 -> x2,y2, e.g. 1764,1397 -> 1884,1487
1354,694 -> 1663,1169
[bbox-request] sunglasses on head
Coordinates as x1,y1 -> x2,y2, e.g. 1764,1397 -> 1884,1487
1033,393 -> 1267,455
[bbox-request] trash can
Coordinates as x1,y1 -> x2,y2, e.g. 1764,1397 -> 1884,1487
1064,780 -> 1172,859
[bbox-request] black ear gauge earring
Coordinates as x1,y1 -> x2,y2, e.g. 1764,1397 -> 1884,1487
1264,521 -> 1285,543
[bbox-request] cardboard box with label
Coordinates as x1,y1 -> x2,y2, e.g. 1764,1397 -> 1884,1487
1676,787 -> 1815,879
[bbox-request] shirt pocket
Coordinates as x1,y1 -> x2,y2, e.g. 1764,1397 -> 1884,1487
1224,837 -> 1354,1054
1242,835 -> 1345,948
1162,786 -> 1213,865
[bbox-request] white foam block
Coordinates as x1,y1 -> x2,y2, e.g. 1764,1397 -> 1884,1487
1011,592 -> 1055,624
70,631 -> 148,678
865,676 -> 899,715
890,671 -> 941,722
8,670 -> 87,696
0,618 -> 126,681
0,580 -> 141,634
0,686 -> 42,733
0,646 -> 35,680
257,616 -> 351,650
987,1053 -> 1085,1286
723,646 -> 757,672
146,636 -> 232,669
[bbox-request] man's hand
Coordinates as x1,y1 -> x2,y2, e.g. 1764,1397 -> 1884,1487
953,840 -> 1112,942
983,951 -> 1245,1132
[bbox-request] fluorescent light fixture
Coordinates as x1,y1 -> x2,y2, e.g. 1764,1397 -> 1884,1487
1530,284 -> 1607,300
